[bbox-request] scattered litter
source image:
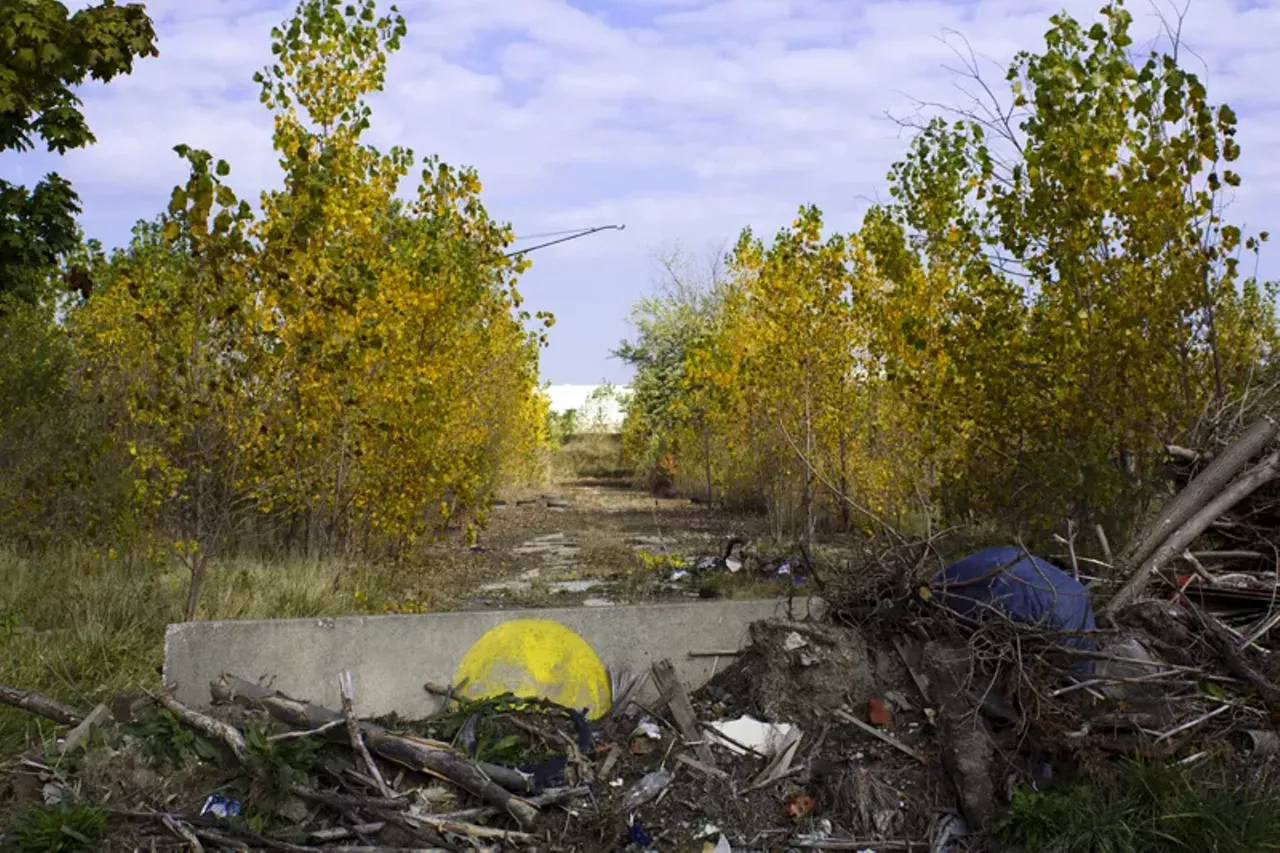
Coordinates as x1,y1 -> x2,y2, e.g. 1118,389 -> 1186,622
200,795 -> 242,819
628,819 -> 653,845
868,697 -> 892,726
703,834 -> 732,853
632,718 -> 662,739
707,715 -> 799,757
8,452 -> 1280,853
785,791 -> 816,818
630,737 -> 657,756
620,768 -> 674,811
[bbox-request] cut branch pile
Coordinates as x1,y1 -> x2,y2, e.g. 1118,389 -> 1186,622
0,676 -> 568,852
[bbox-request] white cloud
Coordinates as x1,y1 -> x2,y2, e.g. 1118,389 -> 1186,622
3,0 -> 1278,383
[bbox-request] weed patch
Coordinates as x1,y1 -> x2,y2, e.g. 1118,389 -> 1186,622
995,760 -> 1280,853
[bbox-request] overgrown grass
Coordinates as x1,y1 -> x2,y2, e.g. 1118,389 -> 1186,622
0,548 -> 404,754
995,759 -> 1280,853
550,433 -> 630,480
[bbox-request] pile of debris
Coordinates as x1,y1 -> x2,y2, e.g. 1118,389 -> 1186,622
0,617 -> 964,853
3,590 -> 1274,852
5,417 -> 1280,851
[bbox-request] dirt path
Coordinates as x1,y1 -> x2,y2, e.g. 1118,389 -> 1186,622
412,478 -> 783,610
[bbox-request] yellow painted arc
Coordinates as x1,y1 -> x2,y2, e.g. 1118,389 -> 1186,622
452,618 -> 612,720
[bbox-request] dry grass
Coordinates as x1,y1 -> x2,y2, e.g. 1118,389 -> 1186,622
0,547 -> 404,753
550,433 -> 629,480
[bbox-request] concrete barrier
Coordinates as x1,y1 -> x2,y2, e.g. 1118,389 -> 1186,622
164,598 -> 822,717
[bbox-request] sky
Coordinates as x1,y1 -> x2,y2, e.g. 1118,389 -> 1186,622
5,0 -> 1280,384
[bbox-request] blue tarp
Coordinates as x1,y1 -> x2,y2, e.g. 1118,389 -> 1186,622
930,546 -> 1096,651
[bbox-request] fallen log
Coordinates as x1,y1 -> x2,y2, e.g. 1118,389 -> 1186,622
1119,418 -> 1277,575
1103,449 -> 1280,619
0,684 -> 86,727
210,675 -> 538,827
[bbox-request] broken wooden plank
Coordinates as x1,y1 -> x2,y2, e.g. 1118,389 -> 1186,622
889,635 -> 932,701
58,703 -> 111,756
675,752 -> 729,781
651,658 -> 716,766
748,727 -> 802,788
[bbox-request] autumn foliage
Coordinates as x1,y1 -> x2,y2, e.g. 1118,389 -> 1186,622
0,0 -> 549,616
619,1 -> 1278,543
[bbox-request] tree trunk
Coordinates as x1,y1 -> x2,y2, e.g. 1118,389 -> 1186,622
183,552 -> 208,622
702,425 -> 713,507
837,431 -> 851,531
803,377 -> 815,553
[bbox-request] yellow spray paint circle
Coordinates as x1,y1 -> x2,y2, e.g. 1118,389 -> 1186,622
452,619 -> 612,720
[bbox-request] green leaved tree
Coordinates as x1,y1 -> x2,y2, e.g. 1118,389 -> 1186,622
0,0 -> 157,301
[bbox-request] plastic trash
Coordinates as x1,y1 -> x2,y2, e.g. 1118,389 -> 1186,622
930,546 -> 1096,650
707,715 -> 799,757
628,819 -> 653,845
620,768 -> 674,810
783,632 -> 808,651
632,718 -> 661,739
200,795 -> 242,818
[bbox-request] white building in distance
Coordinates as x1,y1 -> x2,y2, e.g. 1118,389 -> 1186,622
545,384 -> 631,433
